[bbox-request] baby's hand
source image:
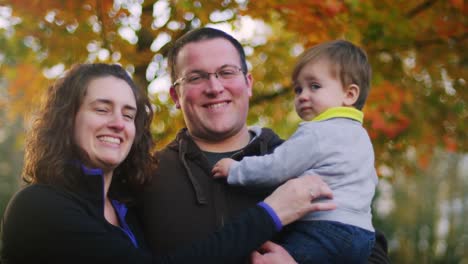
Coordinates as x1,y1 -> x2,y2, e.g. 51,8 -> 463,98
212,158 -> 235,178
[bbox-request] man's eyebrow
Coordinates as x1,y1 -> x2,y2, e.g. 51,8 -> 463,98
185,69 -> 206,74
219,64 -> 239,69
185,64 -> 239,73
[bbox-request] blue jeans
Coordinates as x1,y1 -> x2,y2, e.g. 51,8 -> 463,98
280,220 -> 375,264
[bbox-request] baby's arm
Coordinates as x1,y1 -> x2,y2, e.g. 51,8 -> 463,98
226,124 -> 321,187
212,158 -> 237,178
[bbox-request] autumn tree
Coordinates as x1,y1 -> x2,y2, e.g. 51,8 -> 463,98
1,0 -> 467,261
2,0 -> 466,160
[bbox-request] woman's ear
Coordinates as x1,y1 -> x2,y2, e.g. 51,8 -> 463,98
343,84 -> 360,106
169,86 -> 181,109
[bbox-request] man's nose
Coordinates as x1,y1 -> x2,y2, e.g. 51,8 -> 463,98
205,73 -> 224,94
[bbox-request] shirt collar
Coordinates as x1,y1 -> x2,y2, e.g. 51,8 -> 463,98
312,107 -> 363,123
80,164 -> 103,176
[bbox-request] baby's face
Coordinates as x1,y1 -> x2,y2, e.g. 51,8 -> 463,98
293,59 -> 348,121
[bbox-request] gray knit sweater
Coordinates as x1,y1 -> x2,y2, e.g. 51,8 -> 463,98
228,108 -> 378,231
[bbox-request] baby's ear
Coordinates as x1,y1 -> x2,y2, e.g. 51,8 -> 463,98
343,84 -> 360,106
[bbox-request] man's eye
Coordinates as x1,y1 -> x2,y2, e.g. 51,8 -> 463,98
187,75 -> 203,83
219,70 -> 236,77
294,87 -> 303,94
96,108 -> 108,113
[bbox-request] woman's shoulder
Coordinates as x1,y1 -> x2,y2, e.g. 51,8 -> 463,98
2,185 -> 63,236
11,183 -> 69,201
4,184 -> 78,217
2,183 -> 92,243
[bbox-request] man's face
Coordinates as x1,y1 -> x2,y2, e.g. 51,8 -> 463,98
170,38 -> 253,142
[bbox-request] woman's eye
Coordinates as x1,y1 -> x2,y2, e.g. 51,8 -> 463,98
124,114 -> 135,120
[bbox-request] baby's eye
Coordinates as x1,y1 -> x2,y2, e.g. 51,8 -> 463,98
294,86 -> 303,95
309,83 -> 321,89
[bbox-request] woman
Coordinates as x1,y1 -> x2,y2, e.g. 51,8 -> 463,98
0,63 -> 335,264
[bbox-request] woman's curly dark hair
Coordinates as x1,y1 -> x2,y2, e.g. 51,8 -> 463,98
22,63 -> 156,200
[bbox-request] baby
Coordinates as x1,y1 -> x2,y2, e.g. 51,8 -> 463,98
212,40 -> 378,263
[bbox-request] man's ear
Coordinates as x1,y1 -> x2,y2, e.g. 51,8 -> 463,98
169,86 -> 181,109
245,72 -> 253,97
343,84 -> 360,106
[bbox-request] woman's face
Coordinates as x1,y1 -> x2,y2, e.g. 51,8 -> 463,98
74,76 -> 137,171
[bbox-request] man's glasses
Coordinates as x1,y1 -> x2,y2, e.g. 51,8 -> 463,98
173,65 -> 245,87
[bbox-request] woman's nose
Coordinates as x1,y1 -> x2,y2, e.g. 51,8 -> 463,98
108,114 -> 125,131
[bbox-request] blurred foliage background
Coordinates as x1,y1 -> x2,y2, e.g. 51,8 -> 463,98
0,0 -> 466,262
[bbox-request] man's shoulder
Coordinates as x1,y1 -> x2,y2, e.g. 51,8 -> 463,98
153,128 -> 203,172
368,230 -> 390,263
259,127 -> 284,147
154,145 -> 182,168
249,126 -> 283,143
156,128 -> 195,153
243,126 -> 284,155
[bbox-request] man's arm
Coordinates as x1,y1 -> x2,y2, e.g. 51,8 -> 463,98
368,230 -> 390,263
250,241 -> 297,264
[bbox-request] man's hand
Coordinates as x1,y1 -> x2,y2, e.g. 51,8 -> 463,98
250,241 -> 297,264
264,175 -> 336,225
212,158 -> 235,178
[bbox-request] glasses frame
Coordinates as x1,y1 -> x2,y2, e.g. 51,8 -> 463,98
172,66 -> 246,87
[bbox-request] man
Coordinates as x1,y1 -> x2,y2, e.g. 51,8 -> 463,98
139,27 -> 389,263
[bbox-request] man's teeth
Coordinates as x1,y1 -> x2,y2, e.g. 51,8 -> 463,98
99,136 -> 120,144
207,102 -> 227,109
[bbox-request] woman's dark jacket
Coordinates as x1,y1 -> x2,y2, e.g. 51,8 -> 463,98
0,165 -> 277,264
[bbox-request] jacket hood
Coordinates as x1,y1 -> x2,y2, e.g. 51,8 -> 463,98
166,127 -> 283,156
163,127 -> 283,204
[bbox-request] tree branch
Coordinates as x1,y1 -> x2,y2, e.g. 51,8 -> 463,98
415,32 -> 468,48
250,89 -> 291,106
406,0 -> 438,18
96,0 -> 110,51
